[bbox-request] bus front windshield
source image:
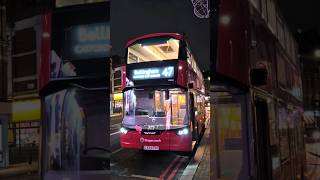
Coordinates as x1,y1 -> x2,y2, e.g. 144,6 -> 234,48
127,36 -> 180,64
123,88 -> 188,130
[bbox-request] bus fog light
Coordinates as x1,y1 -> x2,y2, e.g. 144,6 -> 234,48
120,127 -> 128,134
177,128 -> 189,135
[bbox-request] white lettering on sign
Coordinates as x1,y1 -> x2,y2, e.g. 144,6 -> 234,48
78,25 -> 109,42
144,139 -> 162,143
143,131 -> 157,135
71,23 -> 110,58
132,66 -> 174,80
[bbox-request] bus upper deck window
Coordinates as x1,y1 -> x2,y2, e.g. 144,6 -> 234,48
127,36 -> 180,64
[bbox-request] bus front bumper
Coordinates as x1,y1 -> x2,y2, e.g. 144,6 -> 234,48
120,130 -> 192,152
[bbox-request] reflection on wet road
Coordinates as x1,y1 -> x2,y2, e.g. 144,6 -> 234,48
111,149 -> 190,179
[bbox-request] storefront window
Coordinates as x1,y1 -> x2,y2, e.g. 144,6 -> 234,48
267,101 -> 281,174
122,88 -> 188,130
278,105 -> 293,180
215,103 -> 243,179
112,93 -> 123,114
279,107 -> 289,162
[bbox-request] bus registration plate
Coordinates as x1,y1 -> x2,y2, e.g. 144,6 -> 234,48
143,146 -> 159,150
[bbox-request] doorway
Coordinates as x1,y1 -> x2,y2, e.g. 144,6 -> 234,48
254,99 -> 272,180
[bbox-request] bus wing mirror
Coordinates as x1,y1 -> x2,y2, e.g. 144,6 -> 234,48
188,83 -> 194,89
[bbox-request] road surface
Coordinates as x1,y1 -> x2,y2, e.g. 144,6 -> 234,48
110,115 -> 199,179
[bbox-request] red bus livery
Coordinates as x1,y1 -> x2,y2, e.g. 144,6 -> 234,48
120,33 -> 206,152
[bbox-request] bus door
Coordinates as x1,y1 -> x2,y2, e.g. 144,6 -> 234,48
189,93 -> 198,141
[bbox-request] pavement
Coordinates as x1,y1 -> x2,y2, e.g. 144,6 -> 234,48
0,162 -> 38,179
180,125 -> 210,180
305,142 -> 320,179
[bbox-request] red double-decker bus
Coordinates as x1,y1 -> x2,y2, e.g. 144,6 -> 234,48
119,33 -> 206,153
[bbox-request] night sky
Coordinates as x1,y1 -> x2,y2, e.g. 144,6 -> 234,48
278,0 -> 320,33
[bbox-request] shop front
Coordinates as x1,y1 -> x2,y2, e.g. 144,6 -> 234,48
0,102 -> 10,168
111,92 -> 123,115
9,99 -> 40,164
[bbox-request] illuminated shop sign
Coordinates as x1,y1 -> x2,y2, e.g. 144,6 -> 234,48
70,22 -> 110,59
113,93 -> 123,101
132,66 -> 174,80
12,99 -> 41,122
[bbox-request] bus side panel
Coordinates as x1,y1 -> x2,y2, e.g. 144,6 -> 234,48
169,133 -> 192,152
177,60 -> 188,88
39,13 -> 52,91
121,65 -> 126,91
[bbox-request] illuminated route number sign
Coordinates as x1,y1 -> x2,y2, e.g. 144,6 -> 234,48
132,66 -> 174,80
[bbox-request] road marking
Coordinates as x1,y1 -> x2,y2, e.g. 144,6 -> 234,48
131,174 -> 159,180
167,158 -> 186,180
111,131 -> 120,136
112,148 -> 123,155
159,156 -> 180,179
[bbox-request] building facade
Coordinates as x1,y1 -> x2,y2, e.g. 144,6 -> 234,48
297,30 -> 320,128
4,0 -> 52,165
9,15 -> 43,165
0,0 -> 10,168
110,56 -> 125,116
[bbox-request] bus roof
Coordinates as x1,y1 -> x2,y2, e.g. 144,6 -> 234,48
126,33 -> 183,47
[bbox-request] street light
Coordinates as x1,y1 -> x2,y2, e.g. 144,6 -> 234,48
314,49 -> 320,58
220,15 -> 231,26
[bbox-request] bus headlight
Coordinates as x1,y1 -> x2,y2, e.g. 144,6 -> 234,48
177,128 -> 189,135
120,127 -> 128,134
